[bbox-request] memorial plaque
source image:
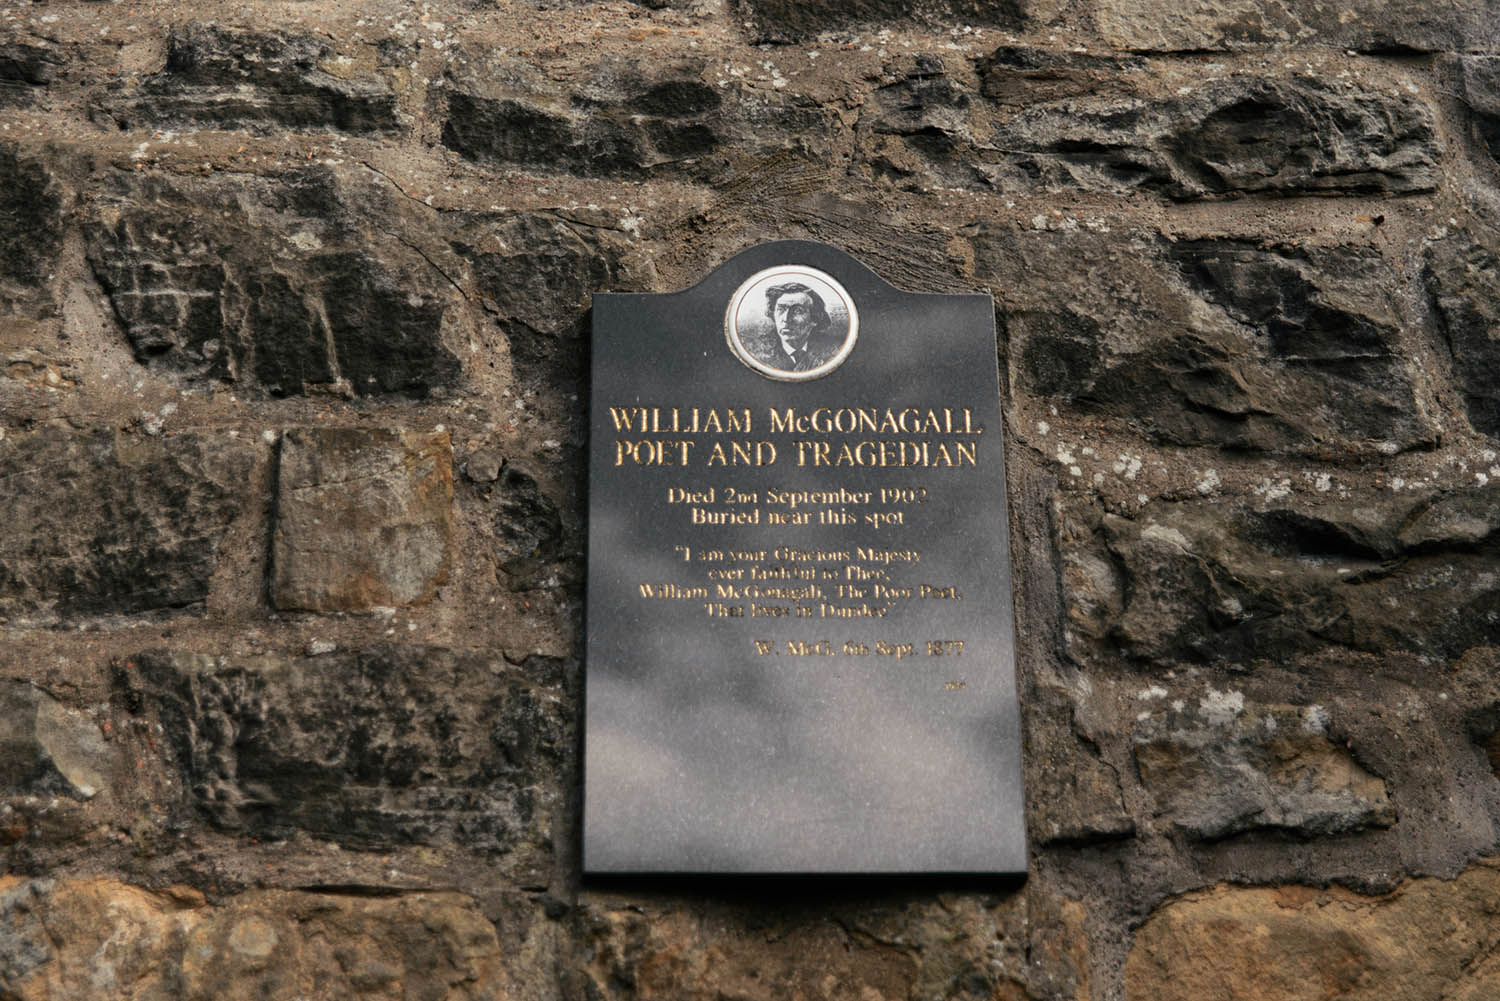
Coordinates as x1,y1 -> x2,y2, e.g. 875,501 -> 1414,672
585,241 -> 1025,875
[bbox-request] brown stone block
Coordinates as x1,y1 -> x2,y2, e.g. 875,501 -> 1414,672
271,428 -> 453,612
0,877 -> 504,1001
1126,859 -> 1500,1001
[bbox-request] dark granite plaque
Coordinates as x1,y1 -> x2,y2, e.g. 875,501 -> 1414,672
585,241 -> 1025,875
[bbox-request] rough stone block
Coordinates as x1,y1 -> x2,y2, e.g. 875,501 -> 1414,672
564,888 -> 1053,1001
1058,488 -> 1500,667
441,52 -> 836,181
115,646 -> 565,869
731,0 -> 1024,43
1093,0 -> 1496,53
0,878 -> 503,1001
102,23 -> 401,134
271,428 -> 453,612
982,76 -> 1437,199
0,36 -> 61,105
85,170 -> 462,398
1127,861 -> 1500,1001
975,229 -> 1432,456
0,144 -> 63,289
0,685 -> 111,800
1134,699 -> 1392,840
491,463 -> 568,590
1027,693 -> 1136,845
861,55 -> 982,188
320,252 -> 461,398
459,213 -> 646,384
1456,56 -> 1500,165
978,47 -> 1145,107
1425,231 -> 1500,437
0,430 -> 258,622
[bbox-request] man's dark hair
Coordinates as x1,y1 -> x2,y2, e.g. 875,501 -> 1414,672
764,282 -> 831,334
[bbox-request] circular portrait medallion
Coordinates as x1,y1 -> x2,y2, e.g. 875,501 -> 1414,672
724,265 -> 859,382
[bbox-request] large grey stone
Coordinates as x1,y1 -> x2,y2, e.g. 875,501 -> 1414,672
1425,230 -> 1500,437
0,145 -> 63,289
442,51 -> 836,181
1058,488 -> 1500,667
981,76 -> 1437,199
271,428 -> 453,612
0,685 -> 111,800
114,647 -> 566,872
0,36 -> 61,106
1027,691 -> 1136,845
85,170 -> 462,398
101,23 -> 401,134
731,0 -> 1024,43
1456,56 -> 1500,166
456,212 -> 648,386
975,229 -> 1432,456
1134,699 -> 1393,840
1093,0 -> 1498,53
0,430 -> 258,622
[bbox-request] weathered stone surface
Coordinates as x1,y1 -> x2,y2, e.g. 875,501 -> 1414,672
1126,859 -> 1500,1001
1425,231 -> 1500,437
981,77 -> 1438,199
0,145 -> 63,289
978,47 -> 1145,107
976,229 -> 1432,455
1457,56 -> 1500,165
1094,0 -> 1497,53
1058,488 -> 1500,666
271,428 -> 453,612
491,463 -> 568,590
0,685 -> 111,801
0,876 -> 503,1001
564,886 -> 1073,1001
456,212 -> 648,385
85,170 -> 462,398
114,646 -> 566,868
0,36 -> 61,105
1134,698 -> 1392,840
1027,690 -> 1136,845
732,0 -> 1024,43
862,55 -> 982,188
442,53 -> 835,180
102,23 -> 401,134
0,430 -> 258,621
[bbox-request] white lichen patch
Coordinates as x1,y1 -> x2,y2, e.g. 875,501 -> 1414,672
1254,477 -> 1292,500
1142,523 -> 1192,551
1200,687 -> 1245,725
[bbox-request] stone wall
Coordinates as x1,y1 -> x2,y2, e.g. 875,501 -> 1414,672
2,0 -> 1499,998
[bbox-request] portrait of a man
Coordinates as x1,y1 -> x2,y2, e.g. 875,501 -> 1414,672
725,267 -> 858,381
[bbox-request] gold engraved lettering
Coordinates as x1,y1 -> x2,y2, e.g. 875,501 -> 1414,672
768,407 -> 983,435
607,407 -> 752,433
705,441 -> 778,467
615,440 -> 695,466
790,440 -> 977,467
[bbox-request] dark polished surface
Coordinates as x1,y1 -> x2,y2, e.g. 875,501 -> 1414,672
585,242 -> 1025,875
